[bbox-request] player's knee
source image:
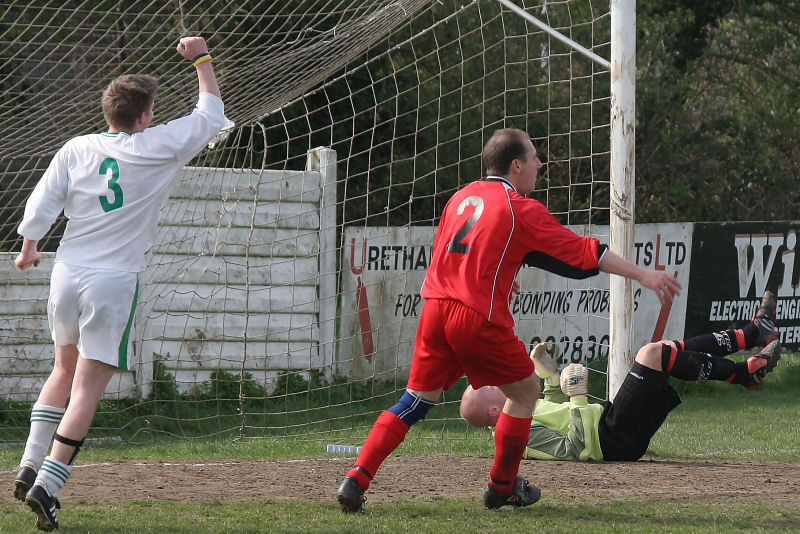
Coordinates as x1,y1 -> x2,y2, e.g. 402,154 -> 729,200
501,374 -> 539,408
387,390 -> 436,427
635,342 -> 666,371
51,359 -> 77,379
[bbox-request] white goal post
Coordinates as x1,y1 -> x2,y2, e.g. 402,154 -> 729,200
497,0 -> 637,398
608,0 -> 637,400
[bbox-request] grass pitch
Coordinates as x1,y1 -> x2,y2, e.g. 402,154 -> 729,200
0,354 -> 797,532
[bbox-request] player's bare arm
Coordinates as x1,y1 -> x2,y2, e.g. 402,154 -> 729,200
598,249 -> 682,305
176,36 -> 221,98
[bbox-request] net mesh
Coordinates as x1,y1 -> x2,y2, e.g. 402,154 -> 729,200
0,0 -> 613,444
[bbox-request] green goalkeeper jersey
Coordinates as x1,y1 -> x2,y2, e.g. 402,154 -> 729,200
523,383 -> 605,461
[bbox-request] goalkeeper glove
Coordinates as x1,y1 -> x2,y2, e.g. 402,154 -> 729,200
530,342 -> 560,386
530,342 -> 557,378
560,363 -> 589,397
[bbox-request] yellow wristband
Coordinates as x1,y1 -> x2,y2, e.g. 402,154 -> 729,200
193,55 -> 212,67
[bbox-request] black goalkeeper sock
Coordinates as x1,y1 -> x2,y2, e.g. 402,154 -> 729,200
674,329 -> 744,356
661,344 -> 736,382
676,324 -> 765,355
740,322 -> 766,349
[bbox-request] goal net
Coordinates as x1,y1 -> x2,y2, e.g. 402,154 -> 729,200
0,0 -> 622,446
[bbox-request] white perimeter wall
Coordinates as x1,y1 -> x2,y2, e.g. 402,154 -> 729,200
0,148 -> 337,401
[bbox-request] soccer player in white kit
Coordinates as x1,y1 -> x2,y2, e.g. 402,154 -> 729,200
13,36 -> 225,532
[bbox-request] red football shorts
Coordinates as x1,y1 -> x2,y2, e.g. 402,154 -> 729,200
407,298 -> 534,391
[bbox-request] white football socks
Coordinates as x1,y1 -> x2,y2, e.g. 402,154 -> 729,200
20,403 -> 65,471
36,456 -> 72,498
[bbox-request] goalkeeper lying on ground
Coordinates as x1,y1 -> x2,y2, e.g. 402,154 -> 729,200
459,291 -> 782,461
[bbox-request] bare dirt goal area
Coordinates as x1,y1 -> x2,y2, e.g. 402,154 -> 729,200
3,455 -> 799,510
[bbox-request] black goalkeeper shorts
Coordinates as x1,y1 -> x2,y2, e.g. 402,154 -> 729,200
598,361 -> 682,461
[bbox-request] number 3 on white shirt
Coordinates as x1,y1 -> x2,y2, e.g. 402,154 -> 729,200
99,157 -> 124,212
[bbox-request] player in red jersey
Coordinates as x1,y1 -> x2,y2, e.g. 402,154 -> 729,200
336,128 -> 682,512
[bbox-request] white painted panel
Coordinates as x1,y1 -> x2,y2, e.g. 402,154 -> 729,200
174,167 -> 321,203
0,254 -> 54,283
140,284 -> 318,314
0,372 -> 135,402
0,316 -> 51,344
140,312 -> 317,342
160,198 -> 320,229
0,343 -> 54,374
151,226 -> 319,258
0,285 -> 49,314
338,224 -> 693,381
141,340 -> 319,370
143,254 -> 319,286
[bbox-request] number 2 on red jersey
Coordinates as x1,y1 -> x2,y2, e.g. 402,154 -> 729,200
446,195 -> 484,254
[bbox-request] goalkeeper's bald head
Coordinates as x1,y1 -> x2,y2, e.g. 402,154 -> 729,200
460,385 -> 507,427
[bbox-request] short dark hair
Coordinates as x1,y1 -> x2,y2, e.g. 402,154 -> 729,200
102,74 -> 159,131
482,128 -> 530,176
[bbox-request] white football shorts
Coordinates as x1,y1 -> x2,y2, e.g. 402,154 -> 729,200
47,262 -> 139,370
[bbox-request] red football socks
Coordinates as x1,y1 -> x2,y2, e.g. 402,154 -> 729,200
347,411 -> 409,490
488,412 -> 532,493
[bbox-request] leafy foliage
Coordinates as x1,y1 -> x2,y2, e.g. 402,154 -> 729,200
636,1 -> 800,222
